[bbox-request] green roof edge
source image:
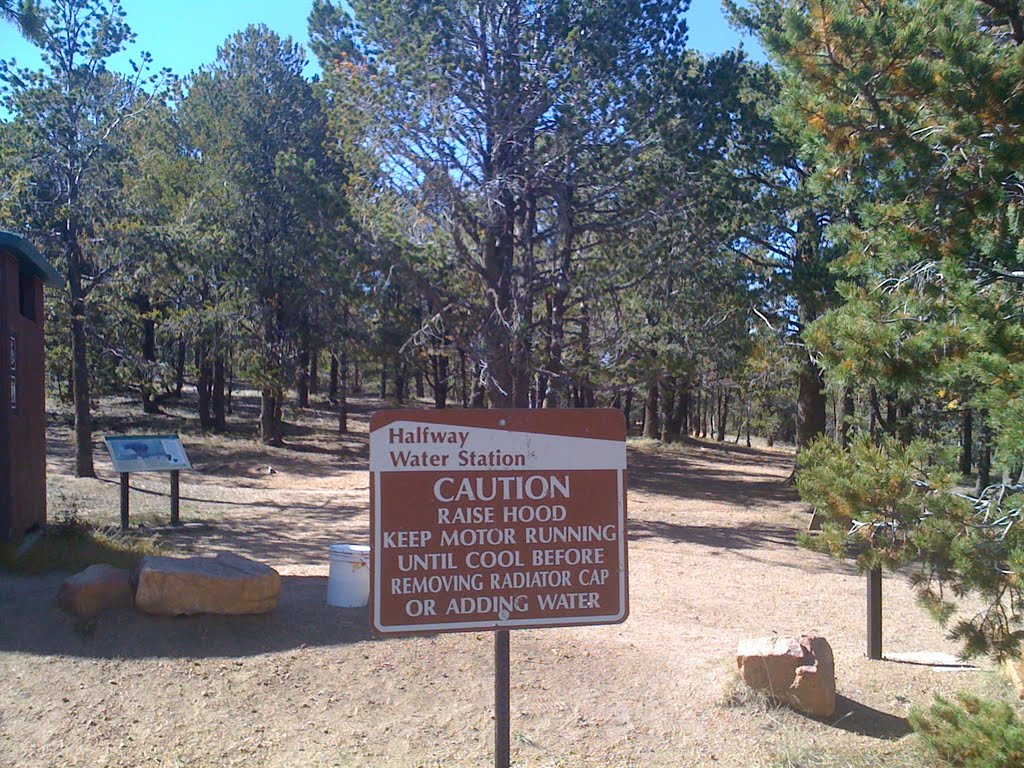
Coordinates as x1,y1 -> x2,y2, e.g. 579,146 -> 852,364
0,231 -> 64,287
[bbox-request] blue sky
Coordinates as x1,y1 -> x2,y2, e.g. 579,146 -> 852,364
0,0 -> 763,79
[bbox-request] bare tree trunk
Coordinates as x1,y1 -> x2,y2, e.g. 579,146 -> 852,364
579,300 -> 595,407
458,348 -> 468,408
197,347 -> 213,431
69,251 -> 95,477
338,348 -> 348,434
296,344 -> 310,408
623,388 -> 633,432
379,362 -> 387,400
309,348 -> 319,395
660,379 -> 677,442
415,367 -> 425,399
432,354 -> 448,409
174,337 -> 186,398
897,401 -> 914,445
673,379 -> 689,440
328,354 -> 339,402
642,383 -> 659,439
796,357 -> 826,449
471,361 -> 486,408
839,386 -> 855,449
716,391 -> 729,442
885,393 -> 897,436
975,412 -> 992,493
960,407 -> 973,476
138,293 -> 159,414
393,357 -> 406,404
212,354 -> 226,432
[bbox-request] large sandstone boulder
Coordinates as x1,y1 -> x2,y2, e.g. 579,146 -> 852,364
736,635 -> 837,717
135,553 -> 280,616
56,563 -> 135,618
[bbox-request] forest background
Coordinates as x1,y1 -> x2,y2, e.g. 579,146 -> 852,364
2,0 -> 1024,661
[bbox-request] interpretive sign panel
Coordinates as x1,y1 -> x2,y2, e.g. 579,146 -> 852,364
369,409 -> 628,635
104,435 -> 192,473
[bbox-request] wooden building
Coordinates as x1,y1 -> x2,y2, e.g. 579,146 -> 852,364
0,231 -> 62,542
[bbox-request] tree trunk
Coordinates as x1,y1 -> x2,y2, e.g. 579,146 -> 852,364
260,387 -> 279,445
226,359 -> 234,415
212,354 -> 226,432
338,348 -> 349,434
394,357 -> 406,404
672,379 -> 689,441
309,348 -> 319,395
296,344 -> 310,408
415,367 -> 425,399
960,408 -> 973,476
328,354 -> 339,402
897,401 -> 914,445
379,362 -> 387,399
543,186 -> 573,409
471,361 -> 486,408
659,379 -> 677,443
432,354 -> 448,409
975,412 -> 992,493
796,357 -> 826,449
70,279 -> 95,477
623,388 -> 633,433
174,337 -> 186,398
869,386 -> 880,441
885,393 -> 897,436
197,349 -> 213,431
642,383 -> 659,439
716,391 -> 729,442
459,348 -> 469,408
839,386 -> 855,449
139,294 -> 159,414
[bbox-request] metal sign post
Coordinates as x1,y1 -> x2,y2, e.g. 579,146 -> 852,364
867,567 -> 882,659
369,408 -> 628,766
495,629 -> 510,768
104,435 -> 191,529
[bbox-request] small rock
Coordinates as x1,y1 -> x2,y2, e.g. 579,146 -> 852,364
736,635 -> 837,717
56,563 -> 135,618
135,552 -> 280,616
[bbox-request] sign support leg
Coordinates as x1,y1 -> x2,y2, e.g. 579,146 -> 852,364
119,472 -> 130,531
170,470 -> 180,527
867,567 -> 882,660
495,629 -> 510,768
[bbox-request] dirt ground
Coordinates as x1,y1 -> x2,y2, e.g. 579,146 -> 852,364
0,393 -> 1016,767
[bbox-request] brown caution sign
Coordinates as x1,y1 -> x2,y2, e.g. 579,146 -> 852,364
370,409 -> 628,634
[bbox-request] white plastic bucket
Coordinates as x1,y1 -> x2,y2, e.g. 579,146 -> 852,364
327,544 -> 371,608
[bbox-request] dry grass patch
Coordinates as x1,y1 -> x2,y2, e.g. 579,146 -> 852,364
0,510 -> 171,574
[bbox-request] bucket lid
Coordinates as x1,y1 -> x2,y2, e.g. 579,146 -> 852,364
330,543 -> 370,556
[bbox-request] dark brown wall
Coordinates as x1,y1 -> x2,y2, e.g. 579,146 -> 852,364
0,249 -> 47,541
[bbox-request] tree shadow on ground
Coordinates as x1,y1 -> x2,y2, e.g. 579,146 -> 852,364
626,446 -> 799,507
628,518 -> 857,575
816,695 -> 912,740
0,574 -> 397,660
155,512 -> 369,564
629,519 -> 796,550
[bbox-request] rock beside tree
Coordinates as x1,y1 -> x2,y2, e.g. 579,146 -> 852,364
736,635 -> 836,718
